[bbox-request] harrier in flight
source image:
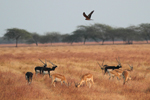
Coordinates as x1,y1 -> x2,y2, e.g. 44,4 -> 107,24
83,10 -> 94,20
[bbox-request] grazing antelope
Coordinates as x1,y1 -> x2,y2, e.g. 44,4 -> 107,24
25,72 -> 33,84
50,73 -> 68,87
122,64 -> 133,85
75,73 -> 94,88
35,59 -> 47,76
42,61 -> 57,77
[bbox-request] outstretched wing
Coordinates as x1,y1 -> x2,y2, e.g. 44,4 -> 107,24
83,12 -> 88,18
88,10 -> 94,18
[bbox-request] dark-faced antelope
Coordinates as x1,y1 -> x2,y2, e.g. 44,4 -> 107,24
50,73 -> 69,87
75,73 -> 94,88
97,60 -> 108,73
98,58 -> 122,75
35,59 -> 47,76
25,72 -> 33,84
42,61 -> 57,77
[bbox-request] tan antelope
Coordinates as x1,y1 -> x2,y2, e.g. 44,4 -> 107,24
121,64 -> 133,85
107,64 -> 133,81
114,64 -> 133,74
122,70 -> 132,85
75,73 -> 94,88
107,70 -> 121,80
50,73 -> 69,87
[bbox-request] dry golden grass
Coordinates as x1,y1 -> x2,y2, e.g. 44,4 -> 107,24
0,44 -> 150,100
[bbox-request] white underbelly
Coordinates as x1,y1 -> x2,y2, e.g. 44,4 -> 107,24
36,70 -> 40,73
43,71 -> 49,74
107,69 -> 113,72
55,78 -> 61,82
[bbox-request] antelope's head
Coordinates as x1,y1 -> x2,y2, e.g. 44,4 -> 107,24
48,60 -> 57,69
128,64 -> 133,71
116,58 -> 122,68
97,60 -> 106,70
74,82 -> 79,88
39,59 -> 47,67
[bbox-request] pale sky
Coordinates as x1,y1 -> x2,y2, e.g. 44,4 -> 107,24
1,0 -> 150,37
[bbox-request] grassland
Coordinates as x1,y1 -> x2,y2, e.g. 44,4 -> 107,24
0,44 -> 150,100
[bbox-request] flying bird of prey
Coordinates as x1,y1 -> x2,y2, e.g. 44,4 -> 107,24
83,10 -> 94,20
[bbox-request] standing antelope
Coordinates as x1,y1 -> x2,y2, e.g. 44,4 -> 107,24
25,72 -> 33,84
122,64 -> 133,85
42,61 -> 57,77
50,73 -> 68,87
35,59 -> 47,76
75,73 -> 94,88
98,58 -> 122,75
107,64 -> 133,82
107,70 -> 121,80
97,60 -> 108,73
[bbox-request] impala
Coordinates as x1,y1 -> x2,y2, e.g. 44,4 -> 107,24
75,73 -> 94,88
25,72 -> 33,84
35,59 -> 47,76
50,73 -> 68,87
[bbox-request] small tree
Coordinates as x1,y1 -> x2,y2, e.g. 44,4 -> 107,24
138,23 -> 150,43
4,28 -> 31,47
45,32 -> 61,45
26,32 -> 41,46
32,33 -> 41,46
62,33 -> 82,45
93,23 -> 112,44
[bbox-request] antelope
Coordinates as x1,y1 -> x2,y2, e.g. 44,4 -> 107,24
108,64 -> 133,82
35,59 -> 47,76
97,60 -> 108,73
114,64 -> 133,75
107,70 -> 121,80
25,72 -> 33,84
42,60 -> 57,77
98,58 -> 122,75
50,73 -> 69,87
122,64 -> 133,85
75,73 -> 94,88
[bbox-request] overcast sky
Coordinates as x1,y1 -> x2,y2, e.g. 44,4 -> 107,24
1,0 -> 150,37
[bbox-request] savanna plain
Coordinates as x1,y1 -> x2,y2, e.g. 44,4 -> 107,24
0,44 -> 150,100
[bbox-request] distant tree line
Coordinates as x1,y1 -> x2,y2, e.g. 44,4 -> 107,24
1,23 -> 150,47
